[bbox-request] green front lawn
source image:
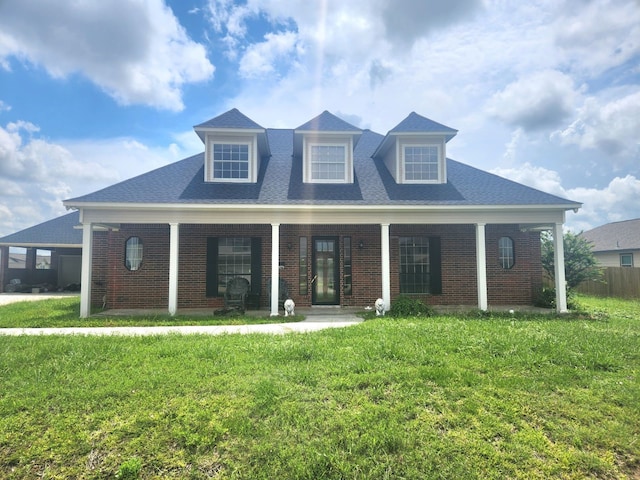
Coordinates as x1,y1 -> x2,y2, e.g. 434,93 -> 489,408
0,297 -> 300,328
0,296 -> 638,479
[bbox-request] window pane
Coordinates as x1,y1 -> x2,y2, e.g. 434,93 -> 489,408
404,145 -> 439,181
125,237 -> 143,271
36,249 -> 51,270
218,237 -> 252,294
9,247 -> 27,269
213,143 -> 249,179
498,237 -> 514,269
344,237 -> 352,296
299,237 -> 308,295
399,237 -> 430,294
310,145 -> 345,180
620,254 -> 633,267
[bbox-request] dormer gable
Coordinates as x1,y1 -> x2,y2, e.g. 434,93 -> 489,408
294,111 -> 362,184
194,108 -> 270,183
373,112 -> 457,185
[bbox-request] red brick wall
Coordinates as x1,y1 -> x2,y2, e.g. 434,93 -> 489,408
91,225 -> 171,309
486,225 -> 542,305
90,223 -> 543,310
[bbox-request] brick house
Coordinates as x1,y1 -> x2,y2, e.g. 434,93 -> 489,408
63,109 -> 581,317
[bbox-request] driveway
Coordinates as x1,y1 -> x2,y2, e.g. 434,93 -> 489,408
0,292 -> 79,306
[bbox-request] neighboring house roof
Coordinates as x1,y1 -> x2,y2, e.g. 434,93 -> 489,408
580,218 -> 640,252
65,128 -> 580,209
0,211 -> 82,247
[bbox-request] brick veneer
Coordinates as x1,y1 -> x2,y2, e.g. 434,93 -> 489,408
91,223 -> 542,310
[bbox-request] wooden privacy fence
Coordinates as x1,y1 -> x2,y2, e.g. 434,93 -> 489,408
574,267 -> 640,299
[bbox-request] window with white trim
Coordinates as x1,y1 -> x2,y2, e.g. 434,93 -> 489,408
212,142 -> 250,180
404,145 -> 439,182
620,253 -> 633,267
310,144 -> 346,181
125,237 -> 143,271
498,237 -> 515,269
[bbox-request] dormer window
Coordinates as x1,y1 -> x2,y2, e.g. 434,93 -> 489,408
404,144 -> 440,182
372,112 -> 457,185
212,142 -> 250,180
205,135 -> 257,182
310,143 -> 347,182
302,137 -> 353,183
294,111 -> 362,185
193,108 -> 270,184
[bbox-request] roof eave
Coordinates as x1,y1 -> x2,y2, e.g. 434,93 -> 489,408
63,201 -> 582,212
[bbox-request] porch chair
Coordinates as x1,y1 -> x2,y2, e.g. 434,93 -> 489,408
224,277 -> 251,312
267,277 -> 290,311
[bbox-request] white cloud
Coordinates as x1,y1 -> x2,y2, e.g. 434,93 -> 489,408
487,70 -> 581,131
0,118 -> 200,236
491,162 -> 569,199
0,100 -> 11,112
553,0 -> 640,75
552,89 -> 640,161
239,31 -> 300,78
567,175 -> 640,231
491,162 -> 640,231
381,0 -> 484,50
0,0 -> 214,111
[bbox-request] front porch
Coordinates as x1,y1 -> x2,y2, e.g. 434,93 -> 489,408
78,217 -> 569,318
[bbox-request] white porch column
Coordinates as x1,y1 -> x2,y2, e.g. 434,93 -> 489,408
168,223 -> 180,316
475,223 -> 488,311
80,222 -> 93,318
381,223 -> 391,312
553,222 -> 568,313
270,223 -> 280,316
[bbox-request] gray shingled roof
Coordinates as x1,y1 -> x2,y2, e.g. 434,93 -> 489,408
194,108 -> 264,130
295,111 -> 362,132
372,111 -> 458,159
389,111 -> 458,135
0,211 -> 82,247
65,126 -> 580,208
580,218 -> 640,252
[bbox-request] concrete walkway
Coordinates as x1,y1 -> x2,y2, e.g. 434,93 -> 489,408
0,293 -> 363,336
0,318 -> 362,336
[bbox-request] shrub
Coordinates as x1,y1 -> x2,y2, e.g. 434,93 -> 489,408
534,287 -> 579,310
388,296 -> 434,318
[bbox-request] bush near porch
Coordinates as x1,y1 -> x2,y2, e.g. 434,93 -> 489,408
0,295 -> 638,479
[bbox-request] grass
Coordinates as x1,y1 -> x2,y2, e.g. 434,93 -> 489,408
0,295 -> 638,479
0,297 -> 302,328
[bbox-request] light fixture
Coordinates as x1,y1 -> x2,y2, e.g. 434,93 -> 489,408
358,240 -> 364,250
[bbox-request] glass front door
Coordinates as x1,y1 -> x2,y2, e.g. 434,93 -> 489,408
312,237 -> 339,305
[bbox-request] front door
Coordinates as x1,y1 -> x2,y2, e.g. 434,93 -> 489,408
312,237 -> 340,305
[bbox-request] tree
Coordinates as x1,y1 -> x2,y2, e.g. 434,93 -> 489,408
541,231 -> 602,289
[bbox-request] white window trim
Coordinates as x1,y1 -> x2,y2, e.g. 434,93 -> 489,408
401,143 -> 442,184
205,135 -> 258,183
303,136 -> 353,184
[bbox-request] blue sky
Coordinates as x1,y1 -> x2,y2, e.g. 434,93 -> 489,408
1,0 -> 639,237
